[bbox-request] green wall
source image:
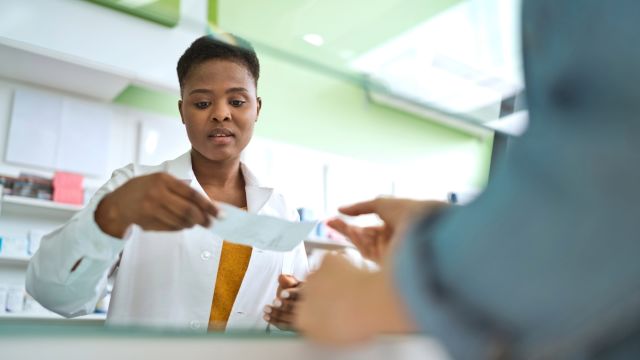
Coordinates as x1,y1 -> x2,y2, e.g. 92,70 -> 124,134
113,50 -> 492,187
113,85 -> 178,116
112,0 -> 492,188
85,0 -> 181,27
257,53 -> 489,165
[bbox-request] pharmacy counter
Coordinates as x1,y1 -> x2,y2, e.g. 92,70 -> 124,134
0,321 -> 450,360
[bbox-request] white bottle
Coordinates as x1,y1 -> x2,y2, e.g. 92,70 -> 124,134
5,287 -> 24,313
0,286 -> 8,313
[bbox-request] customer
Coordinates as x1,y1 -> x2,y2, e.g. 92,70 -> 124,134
295,1 -> 640,359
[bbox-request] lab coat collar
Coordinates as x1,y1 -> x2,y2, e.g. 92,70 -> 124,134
164,150 -> 274,213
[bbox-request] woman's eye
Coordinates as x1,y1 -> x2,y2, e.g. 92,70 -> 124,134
230,100 -> 246,107
195,101 -> 210,109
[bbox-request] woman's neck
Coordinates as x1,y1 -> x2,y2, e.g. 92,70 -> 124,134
190,149 -> 244,191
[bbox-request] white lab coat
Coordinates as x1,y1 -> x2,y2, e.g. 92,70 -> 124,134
26,151 -> 308,331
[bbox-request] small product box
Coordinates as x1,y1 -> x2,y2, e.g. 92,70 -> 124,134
53,172 -> 84,205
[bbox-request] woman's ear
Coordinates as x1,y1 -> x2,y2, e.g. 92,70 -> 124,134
256,97 -> 262,122
178,100 -> 185,124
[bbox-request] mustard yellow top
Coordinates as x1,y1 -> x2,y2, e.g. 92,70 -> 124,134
208,239 -> 253,331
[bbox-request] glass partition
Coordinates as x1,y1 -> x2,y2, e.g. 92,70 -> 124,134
0,0 -> 523,354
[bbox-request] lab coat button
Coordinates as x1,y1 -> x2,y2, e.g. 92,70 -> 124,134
200,251 -> 211,261
189,320 -> 201,329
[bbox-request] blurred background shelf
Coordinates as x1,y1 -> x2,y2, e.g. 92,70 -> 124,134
0,255 -> 30,267
0,312 -> 106,322
0,195 -> 83,219
304,238 -> 354,252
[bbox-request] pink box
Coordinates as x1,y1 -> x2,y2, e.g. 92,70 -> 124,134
53,172 -> 84,205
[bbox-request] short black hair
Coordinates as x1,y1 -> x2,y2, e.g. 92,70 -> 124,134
177,34 -> 260,93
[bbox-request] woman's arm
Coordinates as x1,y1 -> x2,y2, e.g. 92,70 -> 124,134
26,164 -> 220,317
25,165 -> 136,317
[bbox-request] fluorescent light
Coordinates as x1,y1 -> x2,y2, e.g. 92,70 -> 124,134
117,0 -> 158,7
303,33 -> 324,47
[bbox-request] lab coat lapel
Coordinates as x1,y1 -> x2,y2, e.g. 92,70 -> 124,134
241,163 -> 273,213
164,152 -> 272,207
164,151 -> 194,183
164,150 -> 206,195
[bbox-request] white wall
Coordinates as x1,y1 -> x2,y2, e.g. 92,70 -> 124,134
0,0 -> 208,95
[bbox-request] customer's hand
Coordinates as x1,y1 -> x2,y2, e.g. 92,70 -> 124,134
264,274 -> 302,331
295,254 -> 415,344
327,197 -> 446,263
95,172 -> 219,238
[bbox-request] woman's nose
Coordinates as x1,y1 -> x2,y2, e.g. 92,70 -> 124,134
210,104 -> 231,122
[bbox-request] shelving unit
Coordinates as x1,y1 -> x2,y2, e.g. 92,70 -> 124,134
0,194 -> 95,323
0,255 -> 30,267
304,238 -> 354,252
0,194 -> 83,219
2,195 -> 83,212
0,312 -> 106,322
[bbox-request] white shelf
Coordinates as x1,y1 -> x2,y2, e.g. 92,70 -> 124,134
0,0 -> 210,99
0,195 -> 83,219
0,312 -> 106,322
304,238 -> 355,251
3,195 -> 83,212
0,36 -> 131,101
0,255 -> 30,266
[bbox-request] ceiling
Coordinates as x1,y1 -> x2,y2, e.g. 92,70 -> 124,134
217,0 -> 461,76
216,0 -> 526,131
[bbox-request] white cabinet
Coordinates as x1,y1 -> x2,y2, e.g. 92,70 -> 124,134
0,0 -> 209,100
5,89 -> 112,177
0,193 -> 106,323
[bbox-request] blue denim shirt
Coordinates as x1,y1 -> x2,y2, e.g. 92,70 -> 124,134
393,1 -> 640,359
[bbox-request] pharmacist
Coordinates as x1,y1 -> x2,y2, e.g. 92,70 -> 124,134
25,35 -> 308,331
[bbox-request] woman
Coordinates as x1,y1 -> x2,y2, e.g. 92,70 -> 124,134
26,35 -> 308,331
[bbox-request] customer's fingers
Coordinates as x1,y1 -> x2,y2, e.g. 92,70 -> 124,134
338,199 -> 380,216
326,218 -> 351,235
327,218 -> 370,247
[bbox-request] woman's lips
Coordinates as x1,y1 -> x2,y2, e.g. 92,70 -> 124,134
208,132 -> 234,145
207,128 -> 235,145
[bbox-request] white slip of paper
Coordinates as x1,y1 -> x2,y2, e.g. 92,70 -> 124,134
208,203 -> 317,252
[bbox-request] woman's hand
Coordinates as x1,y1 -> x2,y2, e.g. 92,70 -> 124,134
294,254 -> 415,344
95,172 -> 219,238
327,197 -> 446,263
264,274 -> 303,331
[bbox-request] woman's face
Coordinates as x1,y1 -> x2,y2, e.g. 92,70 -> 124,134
179,59 -> 260,162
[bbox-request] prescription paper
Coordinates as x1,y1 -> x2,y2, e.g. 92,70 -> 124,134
209,203 -> 316,252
